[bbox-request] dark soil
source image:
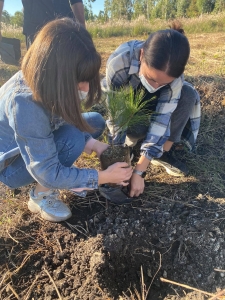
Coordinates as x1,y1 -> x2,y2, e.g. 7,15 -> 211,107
1,64 -> 225,299
1,167 -> 225,300
100,145 -> 131,170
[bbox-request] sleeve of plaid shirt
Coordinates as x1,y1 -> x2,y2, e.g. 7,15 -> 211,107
105,42 -> 133,89
104,42 -> 184,161
140,77 -> 183,160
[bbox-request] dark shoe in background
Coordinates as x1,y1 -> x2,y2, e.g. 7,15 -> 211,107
151,150 -> 188,177
99,184 -> 133,205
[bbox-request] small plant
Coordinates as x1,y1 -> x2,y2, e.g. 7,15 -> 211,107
100,86 -> 154,170
106,86 -> 152,146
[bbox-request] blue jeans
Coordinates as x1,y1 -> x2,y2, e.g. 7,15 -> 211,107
0,112 -> 105,189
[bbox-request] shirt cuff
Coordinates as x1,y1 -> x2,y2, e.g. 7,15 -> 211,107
140,150 -> 153,161
84,138 -> 97,155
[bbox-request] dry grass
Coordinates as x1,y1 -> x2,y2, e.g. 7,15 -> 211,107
87,12 -> 225,38
1,23 -> 24,40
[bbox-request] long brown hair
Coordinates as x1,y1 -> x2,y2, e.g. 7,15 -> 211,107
143,21 -> 190,78
22,18 -> 101,132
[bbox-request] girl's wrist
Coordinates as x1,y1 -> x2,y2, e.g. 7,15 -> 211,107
98,170 -> 107,185
135,155 -> 150,172
93,141 -> 109,158
84,138 -> 97,155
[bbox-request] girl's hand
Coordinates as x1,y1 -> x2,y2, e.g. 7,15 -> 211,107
98,162 -> 133,186
129,173 -> 145,197
92,141 -> 109,158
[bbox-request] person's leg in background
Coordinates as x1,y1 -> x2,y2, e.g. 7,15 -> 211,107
25,34 -> 35,50
82,112 -> 106,139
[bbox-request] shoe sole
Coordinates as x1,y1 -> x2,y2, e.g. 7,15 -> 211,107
27,200 -> 72,222
151,160 -> 186,177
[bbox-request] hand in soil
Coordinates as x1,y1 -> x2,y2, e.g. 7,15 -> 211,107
129,172 -> 145,197
98,162 -> 133,185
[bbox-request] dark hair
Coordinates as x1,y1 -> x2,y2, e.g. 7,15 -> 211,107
142,21 -> 190,78
22,18 -> 101,132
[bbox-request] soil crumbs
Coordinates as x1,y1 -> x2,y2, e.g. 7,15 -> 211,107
1,71 -> 225,299
1,175 -> 225,300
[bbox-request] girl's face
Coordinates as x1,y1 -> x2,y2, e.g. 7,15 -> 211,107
139,62 -> 175,89
78,82 -> 89,101
139,49 -> 175,89
78,82 -> 89,92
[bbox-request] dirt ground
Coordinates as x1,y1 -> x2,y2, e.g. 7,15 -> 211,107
1,96 -> 225,299
1,33 -> 225,300
1,166 -> 225,300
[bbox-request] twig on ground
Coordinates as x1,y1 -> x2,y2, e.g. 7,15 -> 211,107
0,271 -> 9,288
146,252 -> 162,296
56,238 -> 63,252
208,289 -> 225,300
214,268 -> 225,272
96,285 -> 112,299
9,250 -> 43,278
85,221 -> 89,234
0,282 -> 10,299
8,283 -> 20,300
140,266 -> 146,300
7,230 -> 19,244
65,221 -> 89,237
135,252 -> 162,300
160,277 -> 214,297
44,268 -> 62,300
24,275 -> 39,300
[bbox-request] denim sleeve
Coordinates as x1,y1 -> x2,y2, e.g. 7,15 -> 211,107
9,94 -> 98,190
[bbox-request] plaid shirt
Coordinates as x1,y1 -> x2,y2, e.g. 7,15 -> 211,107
102,40 -> 201,160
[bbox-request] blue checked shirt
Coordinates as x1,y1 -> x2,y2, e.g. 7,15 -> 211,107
102,40 -> 201,160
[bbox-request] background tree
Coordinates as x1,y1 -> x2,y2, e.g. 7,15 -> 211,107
104,0 -> 112,20
10,11 -> 23,27
133,0 -> 145,19
197,0 -> 215,13
176,0 -> 191,17
1,10 -> 11,24
110,0 -> 133,20
214,0 -> 225,11
186,0 -> 199,16
84,0 -> 95,20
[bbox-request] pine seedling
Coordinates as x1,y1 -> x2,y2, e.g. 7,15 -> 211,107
106,86 -> 154,147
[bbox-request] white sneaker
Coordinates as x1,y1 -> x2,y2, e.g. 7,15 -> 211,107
28,188 -> 72,222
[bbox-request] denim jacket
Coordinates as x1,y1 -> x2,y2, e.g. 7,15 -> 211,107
0,71 -> 99,190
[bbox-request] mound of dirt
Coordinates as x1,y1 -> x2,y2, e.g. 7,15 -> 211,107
1,179 -> 225,300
